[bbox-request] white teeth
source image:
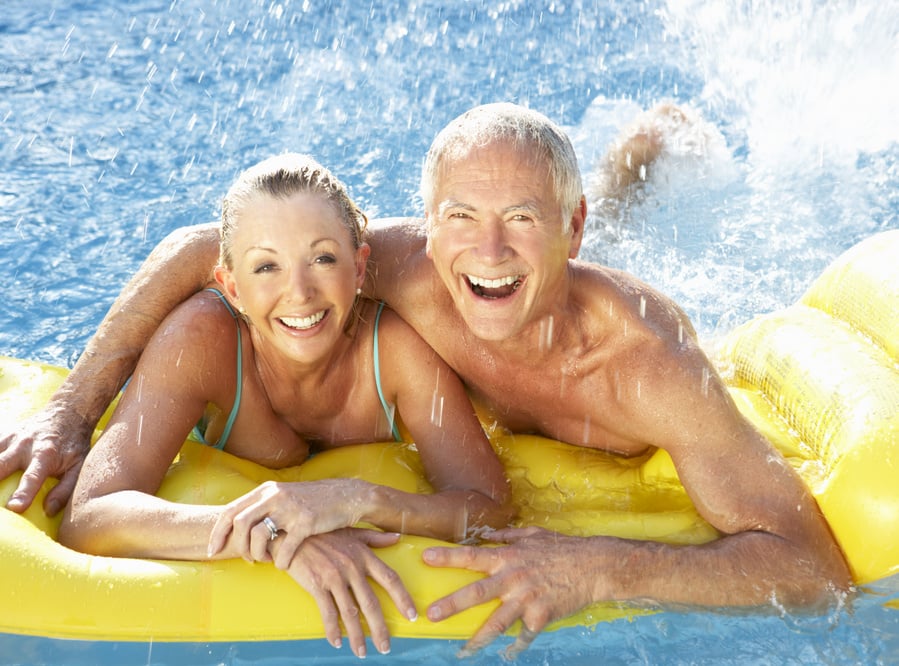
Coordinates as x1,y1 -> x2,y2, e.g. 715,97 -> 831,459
280,310 -> 326,330
466,275 -> 521,289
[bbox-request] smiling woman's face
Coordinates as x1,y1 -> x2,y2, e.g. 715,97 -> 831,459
218,191 -> 369,365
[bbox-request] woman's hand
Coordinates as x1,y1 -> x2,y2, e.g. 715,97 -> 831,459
207,479 -> 371,568
274,527 -> 418,658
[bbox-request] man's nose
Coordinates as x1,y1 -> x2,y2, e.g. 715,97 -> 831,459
473,219 -> 512,263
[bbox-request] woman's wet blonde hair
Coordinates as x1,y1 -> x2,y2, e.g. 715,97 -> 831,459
220,153 -> 368,269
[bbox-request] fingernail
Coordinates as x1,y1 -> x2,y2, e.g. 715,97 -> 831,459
378,641 -> 391,655
356,645 -> 367,659
406,608 -> 418,622
427,607 -> 442,622
331,637 -> 342,649
46,499 -> 61,516
422,549 -> 435,563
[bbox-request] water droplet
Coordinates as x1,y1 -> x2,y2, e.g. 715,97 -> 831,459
539,315 -> 555,351
430,370 -> 444,427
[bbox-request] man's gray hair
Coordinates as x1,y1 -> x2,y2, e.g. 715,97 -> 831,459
420,103 -> 583,226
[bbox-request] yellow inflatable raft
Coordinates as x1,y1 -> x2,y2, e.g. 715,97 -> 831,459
0,230 -> 896,643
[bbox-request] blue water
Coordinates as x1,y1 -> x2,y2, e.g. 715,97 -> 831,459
1,0 -> 897,663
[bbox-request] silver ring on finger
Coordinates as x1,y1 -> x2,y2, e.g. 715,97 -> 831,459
262,516 -> 279,541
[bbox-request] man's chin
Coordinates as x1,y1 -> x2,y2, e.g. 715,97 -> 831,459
461,311 -> 521,343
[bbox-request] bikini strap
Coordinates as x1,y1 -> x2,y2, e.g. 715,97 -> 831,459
373,301 -> 402,442
199,288 -> 243,451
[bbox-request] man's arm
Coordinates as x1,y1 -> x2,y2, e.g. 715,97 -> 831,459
423,351 -> 852,656
421,296 -> 851,655
0,223 -> 220,515
364,217 -> 427,305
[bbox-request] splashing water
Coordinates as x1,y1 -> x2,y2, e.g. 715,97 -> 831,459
0,1 -> 897,663
574,0 -> 898,343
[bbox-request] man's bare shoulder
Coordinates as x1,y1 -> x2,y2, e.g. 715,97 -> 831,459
366,217 -> 437,310
367,217 -> 427,253
570,260 -> 698,347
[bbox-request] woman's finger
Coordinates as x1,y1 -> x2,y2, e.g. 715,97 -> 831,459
329,583 -> 367,658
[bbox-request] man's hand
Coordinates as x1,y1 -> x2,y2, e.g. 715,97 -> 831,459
0,408 -> 92,516
423,527 -> 597,659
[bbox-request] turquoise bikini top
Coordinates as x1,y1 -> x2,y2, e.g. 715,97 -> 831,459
193,291 -> 401,449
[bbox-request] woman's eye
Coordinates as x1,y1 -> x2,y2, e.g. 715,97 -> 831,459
252,263 -> 277,274
314,254 -> 337,265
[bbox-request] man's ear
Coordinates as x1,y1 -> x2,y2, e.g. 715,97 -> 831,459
567,196 -> 587,259
355,242 -> 371,290
424,212 -> 434,259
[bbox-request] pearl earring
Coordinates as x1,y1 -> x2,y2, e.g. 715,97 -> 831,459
238,306 -> 246,315
356,288 -> 362,295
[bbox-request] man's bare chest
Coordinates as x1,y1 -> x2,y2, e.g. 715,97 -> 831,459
454,352 -> 647,455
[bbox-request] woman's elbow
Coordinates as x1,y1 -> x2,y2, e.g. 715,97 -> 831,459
467,490 -> 517,534
57,504 -> 109,556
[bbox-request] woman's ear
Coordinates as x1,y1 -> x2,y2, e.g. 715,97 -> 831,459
214,265 -> 241,311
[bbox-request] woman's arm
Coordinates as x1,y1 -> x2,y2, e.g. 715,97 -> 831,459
57,293 -> 238,559
368,310 -> 514,538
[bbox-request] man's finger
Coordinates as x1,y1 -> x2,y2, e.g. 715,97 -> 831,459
481,526 -> 543,543
43,464 -> 82,516
504,624 -> 541,660
426,573 -> 503,623
457,601 -> 523,657
423,544 -> 485,570
5,459 -> 48,514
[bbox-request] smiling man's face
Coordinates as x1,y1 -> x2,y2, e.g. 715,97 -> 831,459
425,140 -> 581,342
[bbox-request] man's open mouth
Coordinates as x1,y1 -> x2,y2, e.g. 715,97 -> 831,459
465,274 -> 523,299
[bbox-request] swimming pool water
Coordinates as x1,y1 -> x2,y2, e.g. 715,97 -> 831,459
1,0 -> 897,663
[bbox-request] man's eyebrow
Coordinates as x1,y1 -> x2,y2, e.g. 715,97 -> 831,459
502,202 -> 541,216
436,201 -> 543,216
436,200 -> 474,216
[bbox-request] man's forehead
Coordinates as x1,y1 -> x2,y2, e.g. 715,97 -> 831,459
441,139 -> 549,170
